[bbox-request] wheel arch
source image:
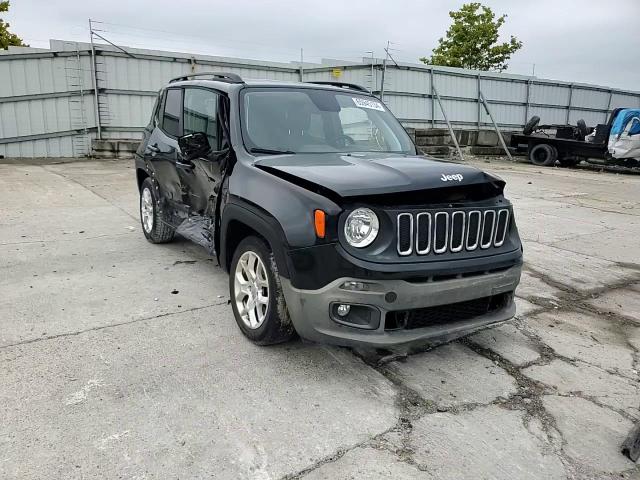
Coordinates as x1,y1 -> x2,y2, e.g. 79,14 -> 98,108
136,168 -> 150,191
220,202 -> 290,278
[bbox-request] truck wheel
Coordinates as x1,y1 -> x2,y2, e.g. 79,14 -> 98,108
529,143 -> 558,166
523,116 -> 540,135
140,177 -> 175,243
229,236 -> 296,345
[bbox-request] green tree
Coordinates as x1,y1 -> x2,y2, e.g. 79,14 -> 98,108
421,2 -> 522,72
1,1 -> 27,50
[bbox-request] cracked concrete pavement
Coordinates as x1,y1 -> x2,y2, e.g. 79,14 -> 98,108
1,158 -> 639,479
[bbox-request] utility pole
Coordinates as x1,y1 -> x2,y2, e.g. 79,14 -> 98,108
379,40 -> 390,101
88,19 -> 102,140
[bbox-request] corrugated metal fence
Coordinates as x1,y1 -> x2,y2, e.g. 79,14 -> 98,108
1,39 -> 639,157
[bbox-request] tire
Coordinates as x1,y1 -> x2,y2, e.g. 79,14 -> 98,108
576,119 -> 588,140
523,116 -> 540,135
229,236 -> 296,345
529,143 -> 558,166
140,177 -> 175,243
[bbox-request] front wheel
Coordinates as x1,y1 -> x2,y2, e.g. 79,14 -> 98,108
229,236 -> 296,345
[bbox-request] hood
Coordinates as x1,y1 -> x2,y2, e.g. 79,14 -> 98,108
254,152 -> 503,198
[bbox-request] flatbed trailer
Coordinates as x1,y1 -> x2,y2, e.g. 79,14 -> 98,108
510,133 -> 609,167
509,108 -> 639,168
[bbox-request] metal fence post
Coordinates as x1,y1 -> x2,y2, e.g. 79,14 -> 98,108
524,79 -> 531,128
565,84 -> 573,124
429,68 -> 435,128
605,90 -> 613,122
476,74 -> 481,130
479,91 -> 513,161
432,85 -> 464,161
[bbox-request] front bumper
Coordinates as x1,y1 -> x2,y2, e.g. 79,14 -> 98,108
280,265 -> 521,347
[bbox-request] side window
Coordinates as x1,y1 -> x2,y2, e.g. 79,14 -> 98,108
183,88 -> 218,149
162,88 -> 182,137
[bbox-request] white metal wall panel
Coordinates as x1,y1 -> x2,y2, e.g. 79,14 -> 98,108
434,74 -> 476,99
481,78 -> 526,103
383,94 -> 430,121
0,136 -> 75,157
568,110 -> 605,126
528,106 -> 567,125
610,92 -> 640,109
385,68 -> 430,95
530,84 -> 570,106
106,93 -> 156,129
436,99 -> 477,123
571,88 -> 609,109
479,103 -> 525,127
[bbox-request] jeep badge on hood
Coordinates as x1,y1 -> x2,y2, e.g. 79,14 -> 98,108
441,173 -> 464,182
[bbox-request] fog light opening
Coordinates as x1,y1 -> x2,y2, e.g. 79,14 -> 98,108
340,281 -> 370,292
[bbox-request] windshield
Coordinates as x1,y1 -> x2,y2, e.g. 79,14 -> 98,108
240,87 -> 415,155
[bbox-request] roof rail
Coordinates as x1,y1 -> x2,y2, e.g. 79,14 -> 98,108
169,71 -> 244,84
307,81 -> 369,93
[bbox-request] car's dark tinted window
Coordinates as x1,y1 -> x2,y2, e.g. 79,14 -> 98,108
162,88 -> 182,137
183,88 -> 218,149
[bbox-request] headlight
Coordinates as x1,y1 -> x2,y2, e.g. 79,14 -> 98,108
344,208 -> 379,247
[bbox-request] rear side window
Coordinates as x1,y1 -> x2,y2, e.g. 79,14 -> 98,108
183,88 -> 219,149
162,88 -> 182,137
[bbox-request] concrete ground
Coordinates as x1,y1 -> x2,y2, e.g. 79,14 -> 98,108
1,157 -> 639,480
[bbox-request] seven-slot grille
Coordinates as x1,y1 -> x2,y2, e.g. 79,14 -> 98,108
397,208 -> 510,256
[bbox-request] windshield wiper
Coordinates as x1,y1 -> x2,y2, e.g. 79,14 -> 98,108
249,147 -> 295,155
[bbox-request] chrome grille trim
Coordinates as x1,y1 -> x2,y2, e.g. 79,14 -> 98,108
480,210 -> 496,249
397,213 -> 414,256
433,212 -> 449,254
494,209 -> 510,247
449,211 -> 466,253
396,207 -> 510,256
465,210 -> 482,251
415,212 -> 432,255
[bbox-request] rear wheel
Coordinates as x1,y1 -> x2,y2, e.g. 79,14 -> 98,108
140,177 -> 175,243
529,143 -> 558,166
229,236 -> 296,345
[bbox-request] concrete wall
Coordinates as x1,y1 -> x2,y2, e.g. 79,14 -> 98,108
1,39 -> 639,157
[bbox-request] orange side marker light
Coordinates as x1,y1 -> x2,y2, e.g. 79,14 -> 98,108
314,210 -> 326,238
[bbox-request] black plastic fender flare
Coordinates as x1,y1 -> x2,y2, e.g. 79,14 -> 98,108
219,201 -> 291,278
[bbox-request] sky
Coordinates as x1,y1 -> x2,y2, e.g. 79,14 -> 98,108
6,0 -> 640,91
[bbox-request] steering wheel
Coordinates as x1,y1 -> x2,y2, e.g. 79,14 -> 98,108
333,134 -> 356,148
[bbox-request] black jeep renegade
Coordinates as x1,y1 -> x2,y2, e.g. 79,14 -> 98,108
135,72 -> 522,347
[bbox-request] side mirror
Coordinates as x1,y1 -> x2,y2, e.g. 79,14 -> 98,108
178,132 -> 211,161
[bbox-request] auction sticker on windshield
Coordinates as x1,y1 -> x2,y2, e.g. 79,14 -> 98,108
353,97 -> 385,111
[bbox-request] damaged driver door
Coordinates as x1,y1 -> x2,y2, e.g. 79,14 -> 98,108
174,87 -> 225,251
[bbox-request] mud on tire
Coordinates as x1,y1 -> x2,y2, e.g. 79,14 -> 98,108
229,235 -> 296,345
